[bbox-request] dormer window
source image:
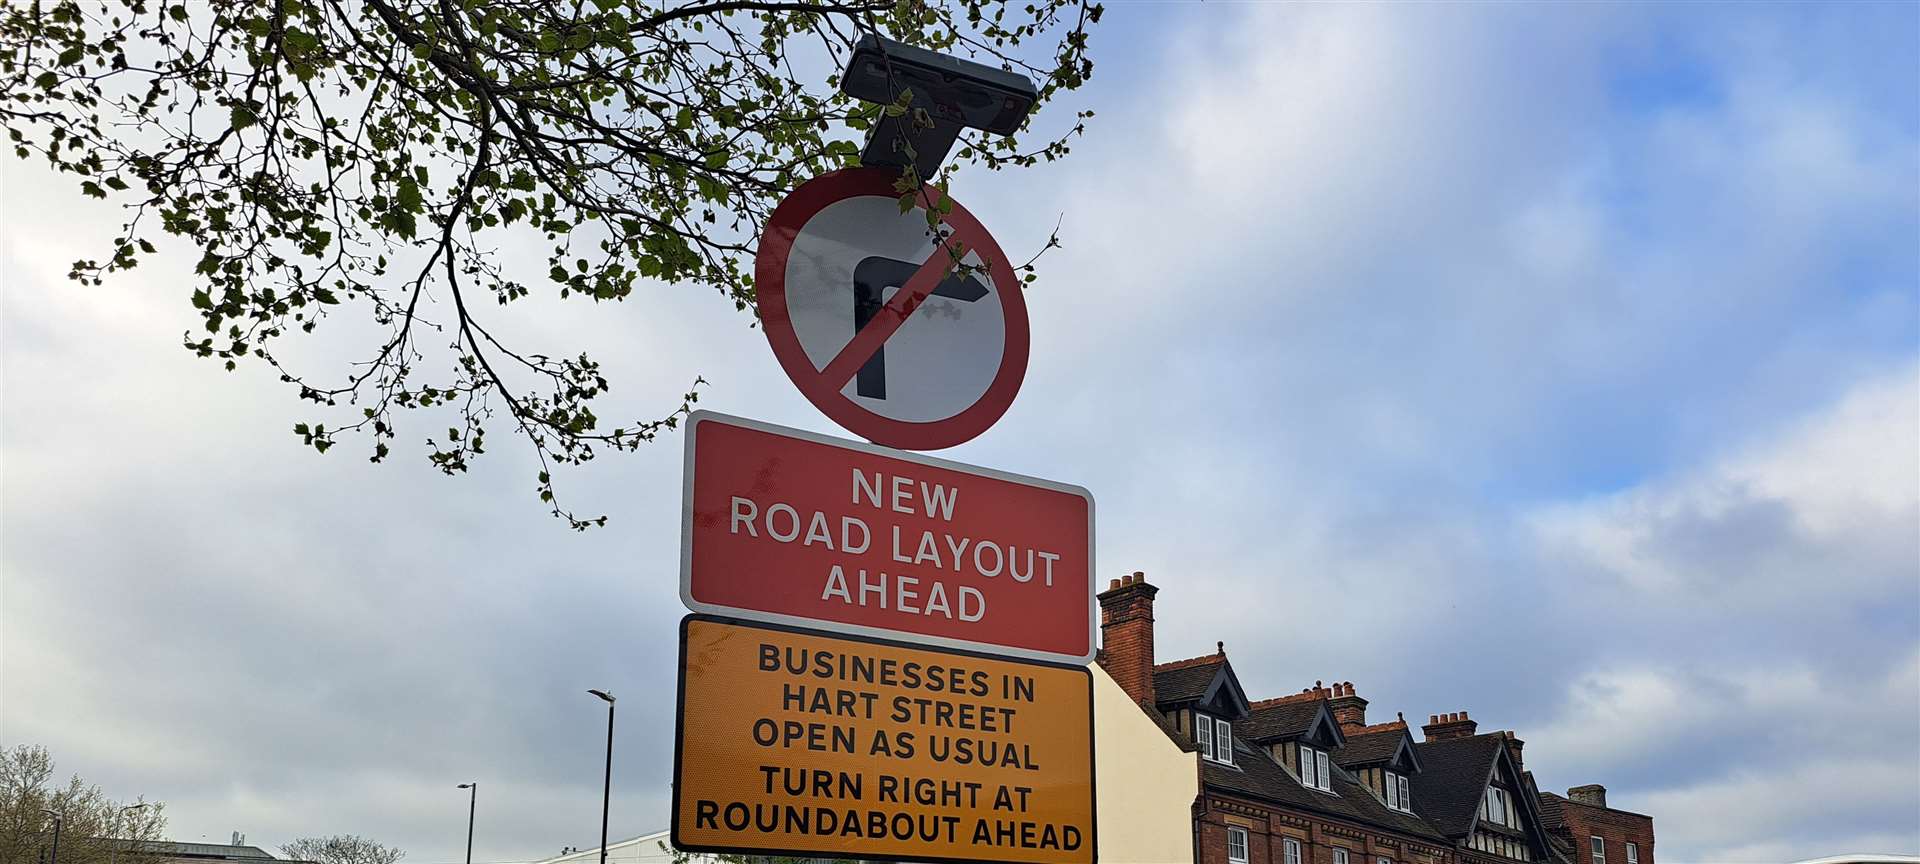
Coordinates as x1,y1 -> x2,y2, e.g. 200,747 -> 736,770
1384,770 -> 1413,813
1482,786 -> 1516,828
1297,743 -> 1332,791
1195,712 -> 1234,765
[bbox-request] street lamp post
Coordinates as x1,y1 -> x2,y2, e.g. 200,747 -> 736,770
112,804 -> 150,864
587,689 -> 616,864
456,783 -> 476,864
40,809 -> 62,864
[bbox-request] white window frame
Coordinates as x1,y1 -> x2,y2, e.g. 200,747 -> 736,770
1627,843 -> 1639,864
1591,836 -> 1605,864
1228,826 -> 1249,864
1486,787 -> 1509,827
1384,771 -> 1413,813
1197,712 -> 1233,765
1283,837 -> 1302,864
1333,848 -> 1349,864
1377,857 -> 1392,864
1297,744 -> 1330,791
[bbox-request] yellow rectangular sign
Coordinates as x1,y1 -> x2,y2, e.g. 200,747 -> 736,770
672,615 -> 1096,864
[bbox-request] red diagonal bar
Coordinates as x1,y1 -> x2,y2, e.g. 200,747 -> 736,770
816,240 -> 966,390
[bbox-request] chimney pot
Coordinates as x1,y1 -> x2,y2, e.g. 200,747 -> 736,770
1108,578 -> 1121,590
1329,681 -> 1369,732
1568,784 -> 1608,809
1422,710 -> 1479,741
1503,731 -> 1525,770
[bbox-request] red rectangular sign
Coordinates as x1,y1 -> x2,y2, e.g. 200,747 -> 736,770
680,412 -> 1095,664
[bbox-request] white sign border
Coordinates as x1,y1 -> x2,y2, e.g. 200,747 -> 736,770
679,410 -> 1098,666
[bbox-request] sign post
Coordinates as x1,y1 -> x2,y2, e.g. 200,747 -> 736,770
672,96 -> 1094,859
673,615 -> 1096,864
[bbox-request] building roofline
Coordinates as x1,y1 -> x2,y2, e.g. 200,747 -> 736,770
1538,791 -> 1655,821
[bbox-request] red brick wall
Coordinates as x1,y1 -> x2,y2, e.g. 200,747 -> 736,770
1556,800 -> 1654,864
1194,793 -> 1450,864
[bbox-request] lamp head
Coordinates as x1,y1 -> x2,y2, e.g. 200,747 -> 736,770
457,783 -> 474,789
588,689 -> 615,704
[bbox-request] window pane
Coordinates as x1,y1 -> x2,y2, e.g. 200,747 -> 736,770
1627,844 -> 1639,864
1284,838 -> 1300,864
1316,751 -> 1331,791
1197,713 -> 1212,755
1399,777 -> 1411,811
1229,827 -> 1248,864
1218,719 -> 1234,765
1299,746 -> 1315,786
1385,772 -> 1398,808
1334,849 -> 1349,864
1591,836 -> 1605,864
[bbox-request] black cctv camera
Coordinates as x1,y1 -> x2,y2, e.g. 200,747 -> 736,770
841,34 -> 1039,179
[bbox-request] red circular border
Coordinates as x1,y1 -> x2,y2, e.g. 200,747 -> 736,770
756,167 -> 1030,450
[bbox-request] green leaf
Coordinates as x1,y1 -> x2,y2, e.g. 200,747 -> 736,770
56,45 -> 84,66
230,105 -> 257,130
396,176 -> 423,213
284,29 -> 318,57
411,41 -> 433,60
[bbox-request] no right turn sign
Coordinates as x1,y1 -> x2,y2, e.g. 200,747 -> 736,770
756,168 -> 1030,450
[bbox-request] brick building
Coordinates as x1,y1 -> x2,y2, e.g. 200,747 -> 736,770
1095,572 -> 1655,864
1539,787 -> 1655,864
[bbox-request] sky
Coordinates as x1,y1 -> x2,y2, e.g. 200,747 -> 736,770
2,2 -> 1916,863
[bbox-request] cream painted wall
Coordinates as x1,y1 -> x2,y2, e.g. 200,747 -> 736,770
1094,664 -> 1198,864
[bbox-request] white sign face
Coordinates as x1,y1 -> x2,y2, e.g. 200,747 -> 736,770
756,168 -> 1030,451
784,196 -> 1004,422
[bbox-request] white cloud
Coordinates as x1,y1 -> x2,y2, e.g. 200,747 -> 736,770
1521,368 -> 1919,859
1529,362 -> 1918,605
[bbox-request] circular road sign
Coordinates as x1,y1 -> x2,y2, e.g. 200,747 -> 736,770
756,167 -> 1029,450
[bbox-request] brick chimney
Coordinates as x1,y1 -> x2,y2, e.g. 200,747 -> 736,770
1568,784 -> 1607,808
1421,711 -> 1479,741
1329,681 -> 1369,732
1098,571 -> 1158,706
1502,731 -> 1525,770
